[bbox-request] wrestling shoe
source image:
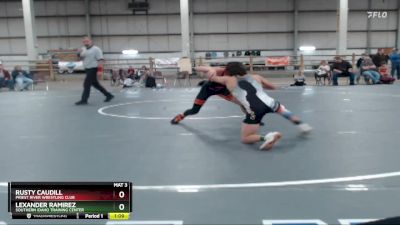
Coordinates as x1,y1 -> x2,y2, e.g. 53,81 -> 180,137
259,132 -> 282,150
75,101 -> 88,105
170,114 -> 184,125
104,94 -> 114,102
298,123 -> 312,134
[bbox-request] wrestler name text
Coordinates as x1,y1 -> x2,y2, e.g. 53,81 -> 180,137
15,190 -> 63,196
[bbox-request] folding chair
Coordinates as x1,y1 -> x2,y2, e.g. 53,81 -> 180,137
173,71 -> 191,87
31,72 -> 49,91
153,71 -> 167,87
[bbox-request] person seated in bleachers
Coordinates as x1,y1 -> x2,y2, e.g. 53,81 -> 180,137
332,56 -> 355,86
314,60 -> 330,85
359,57 -> 381,84
11,65 -> 33,91
0,63 -> 14,91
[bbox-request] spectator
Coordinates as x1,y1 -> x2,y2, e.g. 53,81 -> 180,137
355,53 -> 368,83
110,67 -> 121,86
122,66 -> 137,88
0,63 -> 14,90
290,70 -> 306,86
127,66 -> 135,78
371,48 -> 388,68
11,65 -> 33,91
379,63 -> 389,75
138,66 -> 150,83
332,56 -> 355,86
314,60 -> 331,85
119,68 -> 127,80
137,66 -> 148,76
122,77 -> 135,88
360,57 -> 381,84
380,63 -> 395,84
356,52 -> 368,69
389,48 -> 400,79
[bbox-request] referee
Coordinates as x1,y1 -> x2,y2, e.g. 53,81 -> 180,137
75,37 -> 114,105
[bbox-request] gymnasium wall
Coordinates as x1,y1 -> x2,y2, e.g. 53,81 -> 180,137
0,0 -> 398,59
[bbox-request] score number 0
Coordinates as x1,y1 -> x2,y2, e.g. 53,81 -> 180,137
118,191 -> 125,210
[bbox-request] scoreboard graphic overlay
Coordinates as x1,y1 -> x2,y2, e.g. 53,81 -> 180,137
8,182 -> 132,220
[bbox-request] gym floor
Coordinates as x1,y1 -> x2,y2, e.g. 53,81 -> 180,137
1,82 -> 400,225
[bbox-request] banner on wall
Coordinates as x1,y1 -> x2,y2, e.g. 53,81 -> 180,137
265,56 -> 290,66
155,58 -> 179,68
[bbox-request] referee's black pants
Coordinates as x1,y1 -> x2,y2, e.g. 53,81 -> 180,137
81,68 -> 111,102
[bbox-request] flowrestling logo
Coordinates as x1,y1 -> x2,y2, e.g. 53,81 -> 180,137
367,11 -> 388,19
